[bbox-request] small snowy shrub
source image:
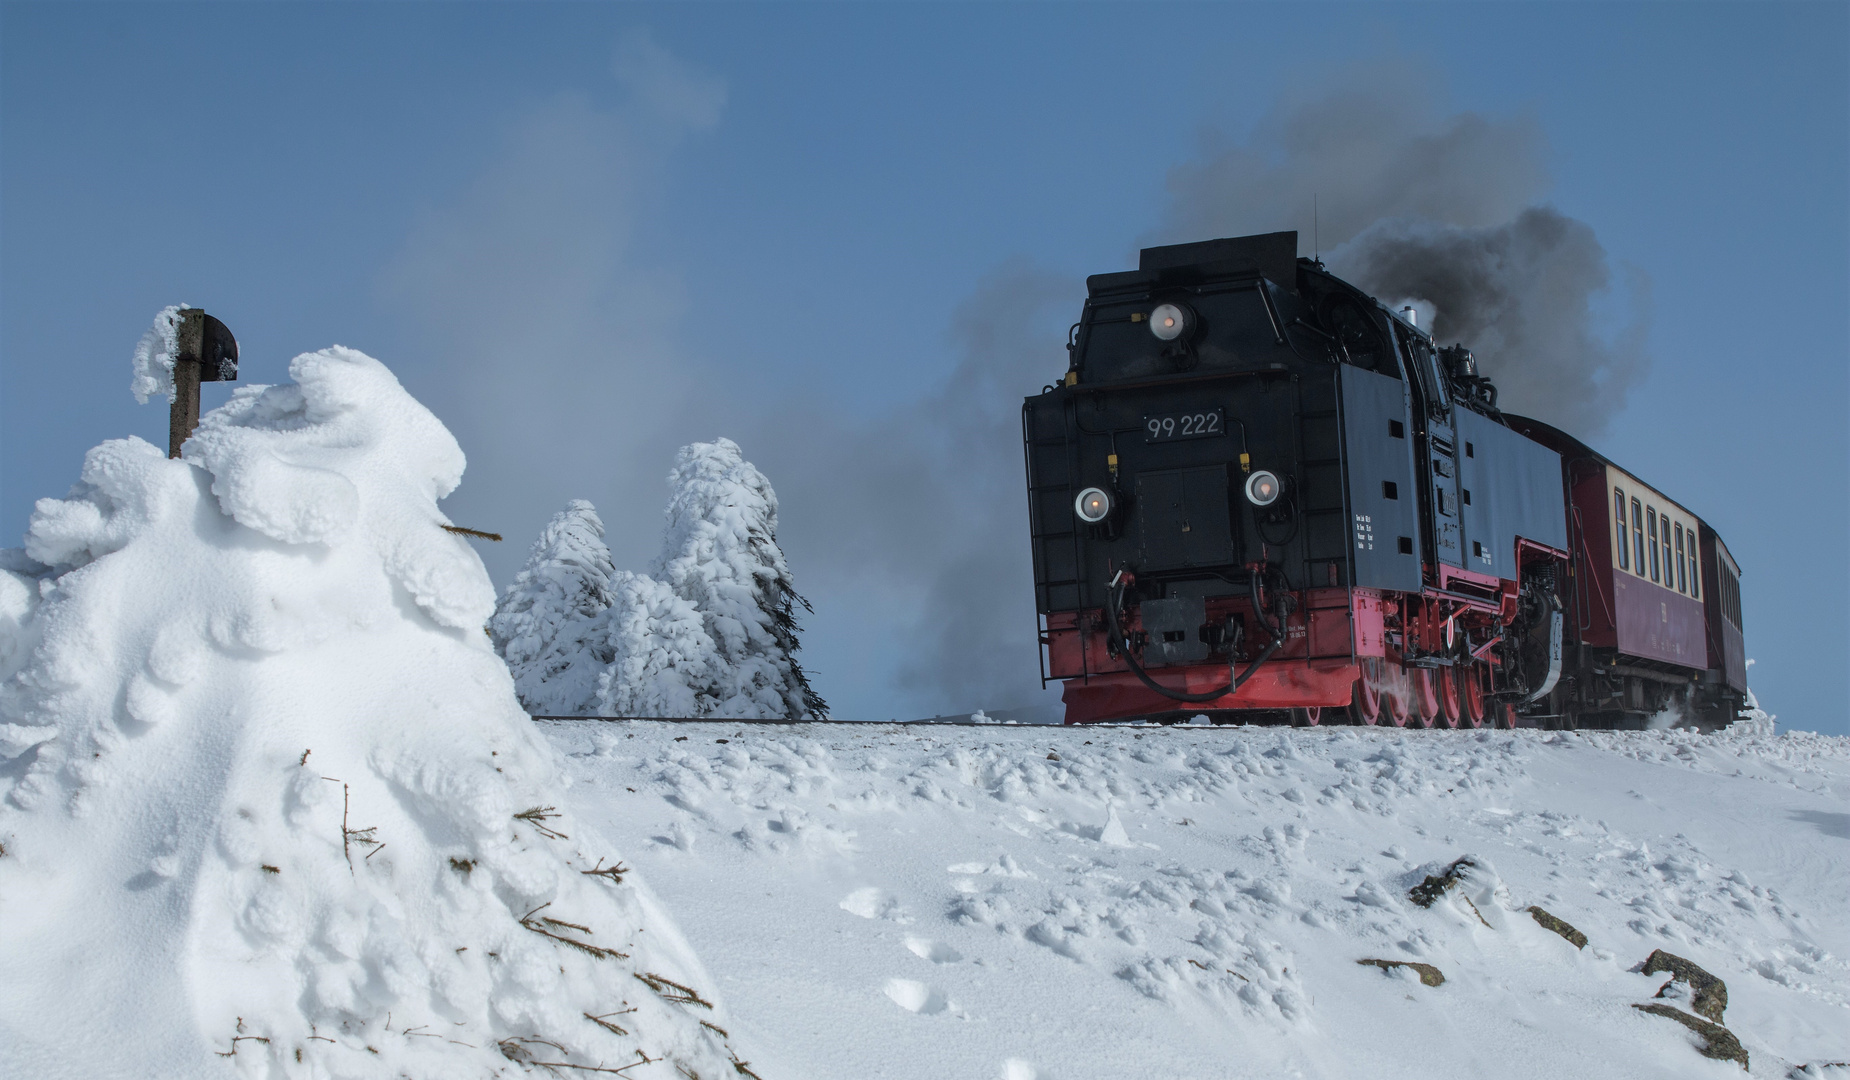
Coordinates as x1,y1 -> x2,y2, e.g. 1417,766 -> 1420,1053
647,437 -> 826,721
490,500 -> 618,715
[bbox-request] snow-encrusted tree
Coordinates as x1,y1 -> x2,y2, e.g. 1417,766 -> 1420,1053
489,499 -> 616,715
594,571 -> 715,717
644,437 -> 826,720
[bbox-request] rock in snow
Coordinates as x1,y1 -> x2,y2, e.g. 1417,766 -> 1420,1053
1357,957 -> 1446,987
1639,948 -> 1729,1023
0,347 -> 746,1079
1630,1003 -> 1749,1069
1527,904 -> 1590,949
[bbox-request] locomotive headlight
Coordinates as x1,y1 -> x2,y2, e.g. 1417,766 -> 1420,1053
1244,470 -> 1282,507
1149,303 -> 1193,342
1074,486 -> 1114,524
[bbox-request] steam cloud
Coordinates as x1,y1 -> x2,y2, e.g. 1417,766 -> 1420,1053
710,264 -> 1076,719
1157,61 -> 1651,435
379,32 -> 1075,718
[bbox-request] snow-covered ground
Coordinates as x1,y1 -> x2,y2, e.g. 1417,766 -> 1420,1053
546,720 -> 1850,1079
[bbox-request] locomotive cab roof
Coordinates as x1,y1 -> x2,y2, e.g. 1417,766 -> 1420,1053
1086,230 -> 1304,296
1069,229 -> 1454,391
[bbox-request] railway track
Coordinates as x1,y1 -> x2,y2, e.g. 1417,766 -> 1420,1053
530,714 -> 1383,729
533,715 -> 1070,727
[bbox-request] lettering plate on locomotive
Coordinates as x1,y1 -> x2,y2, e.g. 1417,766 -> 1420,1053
1142,407 -> 1225,443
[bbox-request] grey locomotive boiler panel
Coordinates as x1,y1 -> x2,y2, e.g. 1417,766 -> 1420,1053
1338,366 -> 1423,592
1454,409 -> 1568,580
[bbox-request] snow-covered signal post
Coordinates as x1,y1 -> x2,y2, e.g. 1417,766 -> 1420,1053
164,308 -> 238,457
0,318 -> 755,1076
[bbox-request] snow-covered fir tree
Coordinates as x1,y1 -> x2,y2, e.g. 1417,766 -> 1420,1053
645,437 -> 827,720
488,499 -> 616,715
594,571 -> 715,717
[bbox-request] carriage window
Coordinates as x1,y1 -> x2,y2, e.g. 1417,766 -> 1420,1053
1674,524 -> 1687,593
1632,498 -> 1645,577
1721,567 -> 1742,628
1646,508 -> 1660,583
1688,539 -> 1699,599
1663,521 -> 1674,591
1614,489 -> 1628,570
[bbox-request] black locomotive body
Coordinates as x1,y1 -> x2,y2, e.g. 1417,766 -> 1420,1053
1023,231 -> 1747,728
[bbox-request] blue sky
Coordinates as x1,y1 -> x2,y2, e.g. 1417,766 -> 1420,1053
2,2 -> 1844,732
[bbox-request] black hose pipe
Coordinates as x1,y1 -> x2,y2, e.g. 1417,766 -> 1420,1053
1105,573 -> 1285,705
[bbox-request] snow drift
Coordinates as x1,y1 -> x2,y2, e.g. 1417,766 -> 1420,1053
0,344 -> 746,1079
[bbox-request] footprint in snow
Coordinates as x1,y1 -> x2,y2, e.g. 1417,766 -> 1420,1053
840,886 -> 909,922
883,978 -> 950,1014
948,854 -> 1032,878
1003,1059 -> 1053,1080
905,936 -> 963,964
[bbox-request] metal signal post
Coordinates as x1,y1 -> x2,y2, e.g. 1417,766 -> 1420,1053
168,309 -> 239,458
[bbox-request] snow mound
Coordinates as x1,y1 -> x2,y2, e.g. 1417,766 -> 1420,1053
0,347 -> 745,1079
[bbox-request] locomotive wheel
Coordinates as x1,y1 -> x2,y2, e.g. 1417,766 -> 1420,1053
1459,664 -> 1486,728
1381,666 -> 1411,727
1436,667 -> 1462,728
1409,668 -> 1439,728
1351,675 -> 1381,726
1290,706 -> 1323,727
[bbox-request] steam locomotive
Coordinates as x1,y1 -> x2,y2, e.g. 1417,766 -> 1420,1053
1022,232 -> 1748,728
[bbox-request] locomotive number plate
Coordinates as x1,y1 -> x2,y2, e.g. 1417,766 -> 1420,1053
1143,408 -> 1225,443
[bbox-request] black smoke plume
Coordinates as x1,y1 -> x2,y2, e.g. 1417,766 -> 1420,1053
1335,209 -> 1650,433
1157,61 -> 1650,435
